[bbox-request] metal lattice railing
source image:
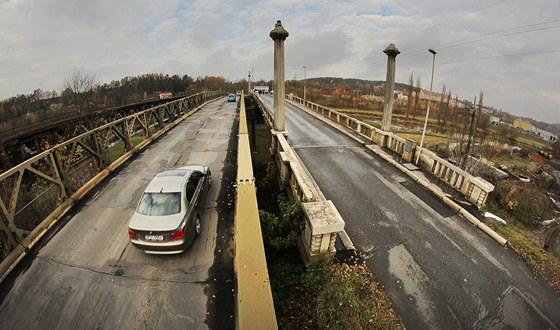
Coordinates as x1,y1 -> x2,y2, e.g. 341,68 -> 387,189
0,91 -> 221,281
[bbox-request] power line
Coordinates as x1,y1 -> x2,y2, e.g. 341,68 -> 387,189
437,25 -> 560,51
436,19 -> 560,50
333,3 -> 511,79
399,23 -> 560,62
367,22 -> 560,70
311,14 -> 560,81
325,48 -> 560,83
436,50 -> 560,66
397,0 -> 509,45
353,50 -> 560,82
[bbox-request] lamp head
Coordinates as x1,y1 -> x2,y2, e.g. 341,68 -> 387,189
428,49 -> 437,55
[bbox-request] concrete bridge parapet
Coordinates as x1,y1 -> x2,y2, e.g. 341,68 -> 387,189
300,201 -> 345,265
272,131 -> 345,264
287,93 -> 494,208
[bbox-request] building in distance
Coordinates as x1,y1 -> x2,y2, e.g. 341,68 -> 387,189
253,86 -> 270,94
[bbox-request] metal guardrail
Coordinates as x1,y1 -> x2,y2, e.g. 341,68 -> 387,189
286,94 -> 494,208
234,93 -> 277,329
0,91 -> 221,282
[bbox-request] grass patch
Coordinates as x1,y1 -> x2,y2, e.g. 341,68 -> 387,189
485,210 -> 560,294
315,261 -> 401,329
516,133 -> 551,149
268,250 -> 401,329
363,120 -> 382,129
334,108 -> 383,115
394,132 -> 451,148
492,154 -> 534,170
108,136 -> 144,162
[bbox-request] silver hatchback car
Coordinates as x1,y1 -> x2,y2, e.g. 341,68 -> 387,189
128,165 -> 211,254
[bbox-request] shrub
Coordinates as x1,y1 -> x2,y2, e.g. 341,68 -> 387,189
490,180 -> 550,225
259,196 -> 305,252
269,255 -> 401,329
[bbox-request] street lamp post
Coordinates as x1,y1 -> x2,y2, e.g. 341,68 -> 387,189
303,66 -> 307,100
415,48 -> 437,165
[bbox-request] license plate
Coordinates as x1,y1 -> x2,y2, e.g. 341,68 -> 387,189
145,234 -> 164,241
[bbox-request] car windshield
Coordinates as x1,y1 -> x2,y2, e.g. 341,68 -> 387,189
137,192 -> 181,216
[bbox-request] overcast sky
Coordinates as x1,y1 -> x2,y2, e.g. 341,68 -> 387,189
1,0 -> 559,123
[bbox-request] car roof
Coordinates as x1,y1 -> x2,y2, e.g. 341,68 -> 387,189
143,165 -> 206,193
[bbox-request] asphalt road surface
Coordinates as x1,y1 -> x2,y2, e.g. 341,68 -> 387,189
0,98 -> 238,329
260,95 -> 560,329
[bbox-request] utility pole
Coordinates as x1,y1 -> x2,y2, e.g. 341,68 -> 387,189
303,66 -> 307,100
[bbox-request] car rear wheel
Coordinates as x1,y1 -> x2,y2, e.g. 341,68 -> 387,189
195,216 -> 201,237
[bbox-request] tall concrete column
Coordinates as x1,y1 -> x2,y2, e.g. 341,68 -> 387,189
381,43 -> 400,132
248,70 -> 251,92
270,20 -> 289,132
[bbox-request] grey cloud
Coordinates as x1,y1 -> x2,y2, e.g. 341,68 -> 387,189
0,0 -> 558,123
286,30 -> 352,73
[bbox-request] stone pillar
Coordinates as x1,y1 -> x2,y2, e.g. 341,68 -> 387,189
381,43 -> 400,132
248,70 -> 252,92
298,201 -> 345,266
270,20 -> 289,132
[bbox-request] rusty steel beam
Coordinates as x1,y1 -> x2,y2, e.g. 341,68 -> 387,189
0,95 -> 190,146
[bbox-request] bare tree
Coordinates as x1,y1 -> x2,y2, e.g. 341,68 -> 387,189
437,84 -> 447,126
451,95 -> 458,132
438,90 -> 452,134
406,72 -> 414,125
452,91 -> 496,177
463,96 -> 477,167
412,76 -> 421,120
60,70 -> 99,113
62,69 -> 98,94
472,91 -> 484,155
473,92 -> 496,161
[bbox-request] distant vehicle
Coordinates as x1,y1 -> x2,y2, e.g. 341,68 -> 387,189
227,94 -> 236,102
539,150 -> 553,159
128,165 -> 211,254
